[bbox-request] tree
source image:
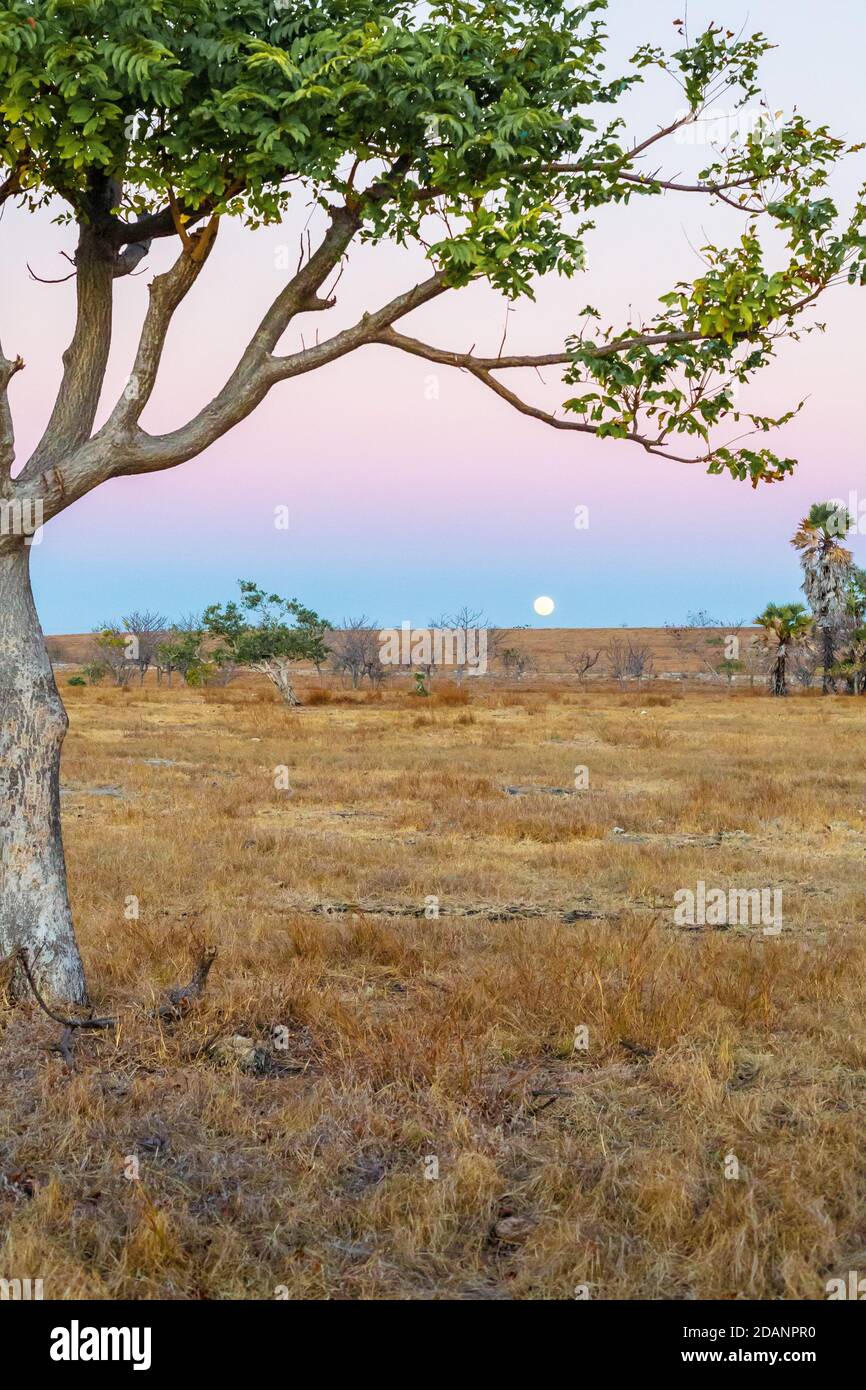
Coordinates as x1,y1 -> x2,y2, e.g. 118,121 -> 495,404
330,616 -> 384,689
664,610 -> 745,683
788,642 -> 820,689
429,606 -> 498,683
501,646 -> 533,682
754,603 -> 812,697
203,581 -> 331,706
122,609 -> 168,684
156,623 -> 209,687
91,623 -> 134,687
605,637 -> 652,687
829,568 -> 866,693
155,612 -> 203,685
1,2 -> 864,1000
605,638 -> 630,689
569,648 -> 601,687
715,657 -> 744,685
792,503 -> 855,692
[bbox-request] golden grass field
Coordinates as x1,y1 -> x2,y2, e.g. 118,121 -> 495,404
3,674 -> 866,1300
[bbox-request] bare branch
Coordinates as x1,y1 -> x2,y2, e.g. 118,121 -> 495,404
371,326 -> 571,371
372,325 -> 705,462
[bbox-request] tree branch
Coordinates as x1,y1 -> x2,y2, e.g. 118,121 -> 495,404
252,204 -> 359,354
0,345 -> 24,484
616,170 -> 761,211
0,155 -> 28,207
370,326 -> 714,464
371,324 -> 706,371
21,220 -> 115,479
26,267 -> 449,512
103,222 -> 220,434
114,269 -> 449,476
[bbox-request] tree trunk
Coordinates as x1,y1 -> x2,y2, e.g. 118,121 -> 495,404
0,544 -> 87,1003
262,658 -> 301,706
822,624 -> 835,693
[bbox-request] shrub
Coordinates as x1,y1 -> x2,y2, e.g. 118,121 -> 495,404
432,682 -> 468,706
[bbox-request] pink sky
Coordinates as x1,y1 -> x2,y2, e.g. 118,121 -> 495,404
4,0 -> 865,632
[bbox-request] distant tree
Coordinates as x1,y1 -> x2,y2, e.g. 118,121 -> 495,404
501,646 -> 533,682
792,503 -> 855,692
122,609 -> 168,685
91,625 -> 134,687
154,613 -> 199,685
430,606 -> 498,684
624,641 -> 653,683
606,637 -> 652,687
755,603 -> 812,697
664,610 -> 745,682
788,641 -> 820,689
715,657 -> 744,684
605,639 -> 630,689
828,570 -> 866,692
156,624 -> 209,687
569,648 -> 601,687
331,616 -> 383,689
203,581 -> 331,707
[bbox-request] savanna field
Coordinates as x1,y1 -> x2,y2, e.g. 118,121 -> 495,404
3,673 -> 866,1300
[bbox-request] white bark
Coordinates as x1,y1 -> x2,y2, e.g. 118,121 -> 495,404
0,544 -> 87,1002
254,658 -> 301,706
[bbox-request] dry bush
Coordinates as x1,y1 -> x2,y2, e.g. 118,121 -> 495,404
431,682 -> 470,707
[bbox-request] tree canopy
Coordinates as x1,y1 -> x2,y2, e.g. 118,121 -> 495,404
203,580 -> 331,668
0,0 -> 864,523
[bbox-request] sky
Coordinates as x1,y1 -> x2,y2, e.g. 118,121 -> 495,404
5,0 -> 866,633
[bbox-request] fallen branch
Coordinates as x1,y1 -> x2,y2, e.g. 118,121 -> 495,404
46,1026 -> 76,1069
156,944 -> 218,1021
15,948 -> 115,1029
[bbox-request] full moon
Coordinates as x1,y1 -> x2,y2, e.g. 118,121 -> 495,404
533,595 -> 555,617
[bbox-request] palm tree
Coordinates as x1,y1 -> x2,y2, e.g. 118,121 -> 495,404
830,568 -> 866,693
755,603 -> 813,697
791,503 -> 854,692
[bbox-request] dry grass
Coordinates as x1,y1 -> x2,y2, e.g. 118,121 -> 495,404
3,677 -> 866,1300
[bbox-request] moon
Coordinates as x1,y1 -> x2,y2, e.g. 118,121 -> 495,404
533,595 -> 555,617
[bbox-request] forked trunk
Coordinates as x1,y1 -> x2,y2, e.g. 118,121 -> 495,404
0,543 -> 87,1003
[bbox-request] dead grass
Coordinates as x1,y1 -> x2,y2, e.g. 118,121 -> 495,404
3,678 -> 866,1299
